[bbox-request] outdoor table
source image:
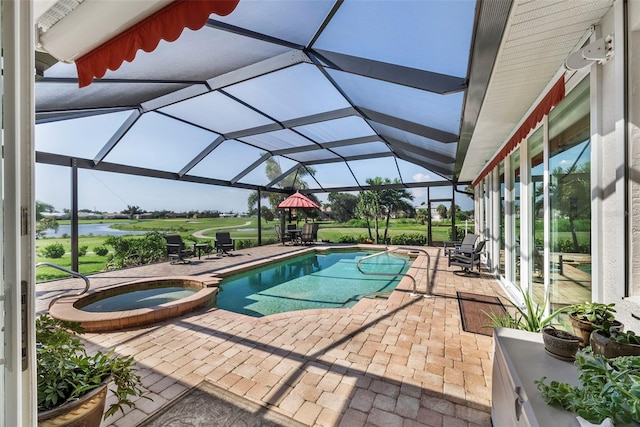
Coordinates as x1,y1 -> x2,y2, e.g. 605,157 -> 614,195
193,243 -> 210,259
286,229 -> 301,245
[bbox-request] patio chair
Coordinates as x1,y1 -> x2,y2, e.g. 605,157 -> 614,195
444,233 -> 478,259
449,239 -> 486,275
214,232 -> 235,256
300,223 -> 315,245
164,235 -> 193,264
275,225 -> 291,245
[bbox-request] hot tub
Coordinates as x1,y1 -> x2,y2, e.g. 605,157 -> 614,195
49,276 -> 220,332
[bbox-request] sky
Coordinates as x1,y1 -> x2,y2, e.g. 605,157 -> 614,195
35,162 -> 473,215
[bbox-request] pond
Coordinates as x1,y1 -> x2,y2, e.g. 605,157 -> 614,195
40,223 -> 147,238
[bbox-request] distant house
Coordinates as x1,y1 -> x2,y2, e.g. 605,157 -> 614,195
41,212 -> 69,220
103,212 -> 130,219
78,212 -> 103,220
134,212 -> 154,219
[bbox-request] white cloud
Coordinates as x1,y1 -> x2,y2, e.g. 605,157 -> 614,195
412,172 -> 431,182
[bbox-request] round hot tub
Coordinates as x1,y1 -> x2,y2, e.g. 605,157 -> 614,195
49,276 -> 220,332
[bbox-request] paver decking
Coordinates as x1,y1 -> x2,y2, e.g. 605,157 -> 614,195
37,244 -> 507,427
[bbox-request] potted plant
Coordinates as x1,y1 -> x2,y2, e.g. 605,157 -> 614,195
486,286 -> 569,332
541,327 -> 583,361
536,350 -> 640,425
567,302 -> 621,346
37,314 -> 147,427
590,326 -> 640,358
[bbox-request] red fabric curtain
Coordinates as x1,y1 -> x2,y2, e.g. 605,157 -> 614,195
472,76 -> 565,187
75,0 -> 240,88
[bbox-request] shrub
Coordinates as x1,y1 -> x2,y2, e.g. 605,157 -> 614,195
94,245 -> 109,256
447,228 -> 466,241
339,235 -> 357,243
390,233 -> 426,246
235,239 -> 254,250
104,231 -> 166,269
78,245 -> 88,257
42,243 -> 65,259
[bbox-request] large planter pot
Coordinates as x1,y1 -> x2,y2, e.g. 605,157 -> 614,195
38,380 -> 108,427
590,330 -> 640,359
569,314 -> 623,347
542,327 -> 583,361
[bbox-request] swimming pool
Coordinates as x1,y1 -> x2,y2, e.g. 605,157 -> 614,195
216,250 -> 410,317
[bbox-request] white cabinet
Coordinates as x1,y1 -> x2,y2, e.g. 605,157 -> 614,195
491,328 -> 581,427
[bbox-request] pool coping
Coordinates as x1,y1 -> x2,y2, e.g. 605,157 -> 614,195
48,244 -> 428,331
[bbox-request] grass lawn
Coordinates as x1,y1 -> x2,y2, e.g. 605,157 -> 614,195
36,218 -> 467,282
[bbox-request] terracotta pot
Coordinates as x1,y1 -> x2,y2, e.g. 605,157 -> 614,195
542,327 -> 583,360
569,314 -> 622,348
38,380 -> 108,427
590,330 -> 640,359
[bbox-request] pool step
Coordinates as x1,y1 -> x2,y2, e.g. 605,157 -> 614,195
361,291 -> 393,300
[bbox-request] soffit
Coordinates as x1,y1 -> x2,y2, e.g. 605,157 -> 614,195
458,0 -> 614,182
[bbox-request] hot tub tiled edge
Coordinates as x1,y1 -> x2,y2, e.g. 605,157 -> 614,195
48,276 -> 220,332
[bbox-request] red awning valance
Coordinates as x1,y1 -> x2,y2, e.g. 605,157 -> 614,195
75,0 -> 240,88
472,76 -> 565,187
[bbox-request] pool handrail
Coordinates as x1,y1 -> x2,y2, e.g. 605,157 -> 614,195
356,247 -> 430,297
36,262 -> 91,309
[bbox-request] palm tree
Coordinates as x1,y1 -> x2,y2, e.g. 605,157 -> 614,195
356,185 -> 382,242
246,157 -> 315,216
356,177 -> 413,244
379,179 -> 414,243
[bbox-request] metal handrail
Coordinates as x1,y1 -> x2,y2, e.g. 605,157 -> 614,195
356,247 -> 431,297
36,262 -> 91,309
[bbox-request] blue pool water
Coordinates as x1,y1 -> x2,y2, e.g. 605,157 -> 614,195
216,250 -> 410,317
82,287 -> 198,312
576,264 -> 592,275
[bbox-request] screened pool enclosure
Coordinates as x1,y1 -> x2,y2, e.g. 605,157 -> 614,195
35,1 -> 506,196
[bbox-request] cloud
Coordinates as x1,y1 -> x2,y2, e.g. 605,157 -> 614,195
412,173 -> 431,182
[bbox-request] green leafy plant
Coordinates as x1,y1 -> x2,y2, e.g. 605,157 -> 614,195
41,243 -> 65,258
536,349 -> 640,424
568,302 -> 616,325
104,231 -> 166,268
36,314 -> 148,419
78,245 -> 88,257
597,326 -> 640,345
94,245 -> 109,256
487,286 -> 568,332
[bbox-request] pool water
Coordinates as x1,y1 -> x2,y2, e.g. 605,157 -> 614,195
216,250 -> 410,317
81,287 -> 198,312
576,264 -> 592,275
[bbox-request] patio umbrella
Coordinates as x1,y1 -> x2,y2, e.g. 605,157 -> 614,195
277,192 -> 319,232
277,192 -> 320,210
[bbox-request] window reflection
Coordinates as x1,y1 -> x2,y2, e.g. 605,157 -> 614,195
529,127 -> 545,305
548,78 -> 591,308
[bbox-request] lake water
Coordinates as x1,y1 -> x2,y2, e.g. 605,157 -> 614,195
40,223 -> 146,238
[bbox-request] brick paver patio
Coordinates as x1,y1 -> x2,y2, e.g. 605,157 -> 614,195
37,244 -> 507,427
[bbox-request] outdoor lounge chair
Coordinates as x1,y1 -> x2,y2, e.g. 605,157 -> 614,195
449,239 -> 486,274
214,232 -> 235,256
164,235 -> 193,264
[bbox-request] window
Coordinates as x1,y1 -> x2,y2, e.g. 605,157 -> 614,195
548,78 -> 591,307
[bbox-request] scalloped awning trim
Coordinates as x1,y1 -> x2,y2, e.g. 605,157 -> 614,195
472,76 -> 565,187
75,0 -> 240,88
